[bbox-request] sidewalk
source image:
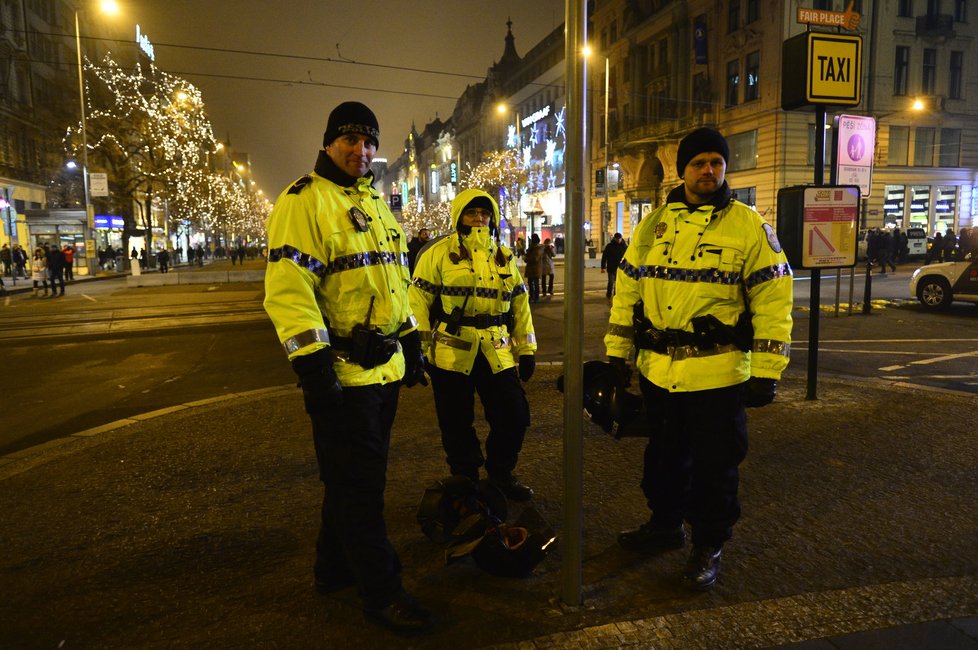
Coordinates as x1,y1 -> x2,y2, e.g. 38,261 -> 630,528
2,365 -> 976,648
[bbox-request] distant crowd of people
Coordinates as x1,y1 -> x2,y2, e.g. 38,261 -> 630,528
863,225 -> 977,273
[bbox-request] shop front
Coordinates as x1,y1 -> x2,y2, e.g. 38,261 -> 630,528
23,209 -> 93,276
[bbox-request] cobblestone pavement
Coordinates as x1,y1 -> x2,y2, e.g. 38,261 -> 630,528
2,364 -> 977,648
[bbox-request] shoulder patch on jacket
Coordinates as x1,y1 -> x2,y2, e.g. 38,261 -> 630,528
762,223 -> 782,253
287,175 -> 313,195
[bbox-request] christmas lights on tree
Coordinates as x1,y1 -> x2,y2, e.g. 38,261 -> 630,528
64,54 -> 268,249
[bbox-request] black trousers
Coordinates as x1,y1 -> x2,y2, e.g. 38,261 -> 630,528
310,382 -> 402,610
638,378 -> 748,548
429,352 -> 530,479
605,271 -> 617,298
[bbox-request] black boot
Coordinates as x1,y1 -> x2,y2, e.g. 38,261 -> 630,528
617,521 -> 686,553
487,473 -> 534,501
364,590 -> 433,636
683,545 -> 722,591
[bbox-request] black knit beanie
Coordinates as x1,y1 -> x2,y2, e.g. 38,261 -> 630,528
462,195 -> 494,216
323,101 -> 380,149
676,127 -> 729,176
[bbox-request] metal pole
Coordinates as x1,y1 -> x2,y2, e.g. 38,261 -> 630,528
561,0 -> 586,606
75,11 -> 97,278
807,105 -> 827,401
602,56 -> 609,250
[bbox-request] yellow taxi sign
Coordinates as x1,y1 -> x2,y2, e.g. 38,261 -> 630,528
782,32 -> 862,109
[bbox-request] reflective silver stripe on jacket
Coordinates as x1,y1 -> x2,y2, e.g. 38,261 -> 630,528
663,342 -> 741,361
433,330 -> 473,351
752,339 -> 791,357
283,328 -> 331,355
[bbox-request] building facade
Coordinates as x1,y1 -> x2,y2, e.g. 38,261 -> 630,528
591,0 -> 977,247
385,1 -> 976,259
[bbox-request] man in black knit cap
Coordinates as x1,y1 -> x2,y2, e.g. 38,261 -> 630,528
605,127 -> 793,591
263,101 -> 432,635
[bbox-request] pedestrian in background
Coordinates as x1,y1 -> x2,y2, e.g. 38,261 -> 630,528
522,233 -> 543,303
46,244 -> 66,296
1,243 -> 10,276
926,231 -> 944,264
606,128 -> 793,591
601,232 -> 628,302
406,228 -> 430,274
157,248 -> 171,273
541,237 -> 556,297
943,229 -> 958,261
409,188 -> 538,502
62,244 -> 75,281
263,100 -> 431,635
31,247 -> 49,296
13,244 -> 28,278
877,229 -> 896,273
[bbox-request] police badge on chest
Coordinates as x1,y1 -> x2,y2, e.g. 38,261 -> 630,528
348,206 -> 370,232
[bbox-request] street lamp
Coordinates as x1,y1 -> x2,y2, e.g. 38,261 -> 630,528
496,102 -> 523,242
74,0 -> 119,276
585,46 -> 611,250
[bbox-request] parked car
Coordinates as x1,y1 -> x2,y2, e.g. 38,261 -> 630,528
909,252 -> 978,309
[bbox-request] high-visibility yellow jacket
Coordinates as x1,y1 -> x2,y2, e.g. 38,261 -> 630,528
605,183 -> 793,392
263,152 -> 415,386
409,188 -> 537,374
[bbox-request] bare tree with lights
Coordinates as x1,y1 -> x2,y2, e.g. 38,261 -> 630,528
65,54 -> 267,259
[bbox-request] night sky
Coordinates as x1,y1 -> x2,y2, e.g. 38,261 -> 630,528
130,0 -> 566,197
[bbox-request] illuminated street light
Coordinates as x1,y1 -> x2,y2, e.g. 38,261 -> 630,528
74,0 -> 120,276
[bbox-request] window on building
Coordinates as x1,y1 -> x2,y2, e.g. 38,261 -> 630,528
949,51 -> 963,99
728,0 -> 740,33
926,0 -> 939,17
659,39 -> 668,71
851,0 -> 864,12
898,0 -> 913,16
746,0 -> 760,23
732,187 -> 756,208
610,19 -> 617,42
813,0 -> 831,9
888,126 -> 910,165
914,127 -> 936,166
894,46 -> 910,95
954,0 -> 967,21
884,186 -> 906,227
922,48 -> 937,95
601,28 -> 607,49
935,186 -> 957,233
726,59 -> 740,106
909,186 -> 931,229
939,128 -> 961,167
728,130 -> 757,171
745,51 -> 760,102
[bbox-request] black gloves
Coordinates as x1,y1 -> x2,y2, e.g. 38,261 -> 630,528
743,377 -> 777,408
518,355 -> 535,382
291,348 -> 343,414
608,356 -> 632,388
400,330 -> 428,388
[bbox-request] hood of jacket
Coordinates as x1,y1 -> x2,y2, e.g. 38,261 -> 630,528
450,188 -> 500,230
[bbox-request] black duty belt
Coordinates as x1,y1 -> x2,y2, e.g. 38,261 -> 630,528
457,313 -> 510,329
328,328 -> 400,369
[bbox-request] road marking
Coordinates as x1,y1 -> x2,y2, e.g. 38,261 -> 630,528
880,365 -> 905,371
82,293 -> 97,302
909,350 -> 978,366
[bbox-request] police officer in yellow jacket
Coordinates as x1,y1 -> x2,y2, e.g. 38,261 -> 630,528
409,189 -> 537,501
263,101 -> 431,635
605,128 -> 792,590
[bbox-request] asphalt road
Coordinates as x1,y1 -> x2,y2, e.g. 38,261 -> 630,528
1,262 -> 975,455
